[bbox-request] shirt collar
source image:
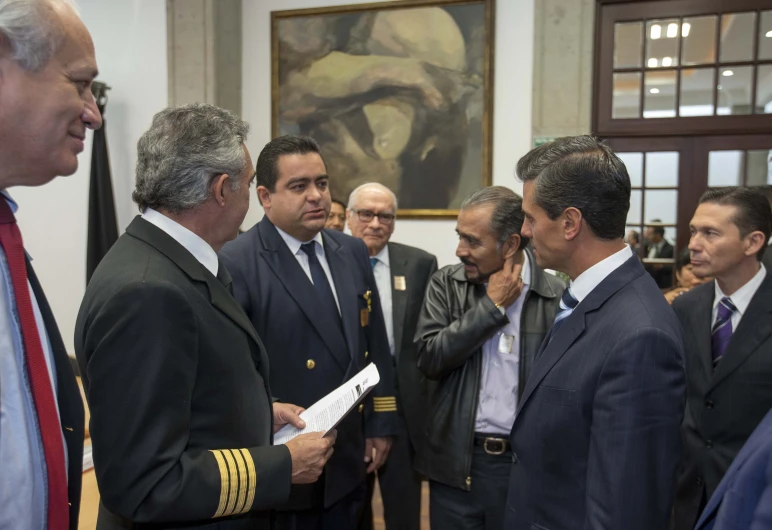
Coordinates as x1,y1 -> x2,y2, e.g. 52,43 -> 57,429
373,245 -> 390,268
1,189 -> 18,214
275,225 -> 324,256
713,264 -> 767,317
521,251 -> 532,287
570,245 -> 633,303
141,208 -> 218,276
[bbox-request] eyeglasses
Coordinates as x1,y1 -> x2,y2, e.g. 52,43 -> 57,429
352,209 -> 396,225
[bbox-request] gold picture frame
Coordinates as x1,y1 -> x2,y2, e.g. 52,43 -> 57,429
271,0 -> 495,219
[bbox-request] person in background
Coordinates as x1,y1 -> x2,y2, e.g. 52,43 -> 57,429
664,247 -> 711,304
0,1 -> 102,528
626,229 -> 641,254
645,220 -> 675,288
347,182 -> 437,530
326,198 -> 346,232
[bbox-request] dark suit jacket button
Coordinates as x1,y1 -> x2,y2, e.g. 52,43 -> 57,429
705,440 -> 713,449
696,477 -> 704,486
511,453 -> 518,464
705,400 -> 714,409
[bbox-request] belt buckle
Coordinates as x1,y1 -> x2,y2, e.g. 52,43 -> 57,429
483,437 -> 506,455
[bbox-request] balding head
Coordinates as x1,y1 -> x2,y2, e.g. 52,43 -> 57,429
346,182 -> 398,256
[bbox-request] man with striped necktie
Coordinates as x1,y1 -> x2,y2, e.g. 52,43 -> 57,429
672,187 -> 772,530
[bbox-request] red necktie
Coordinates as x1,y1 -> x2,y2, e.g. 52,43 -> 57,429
0,199 -> 68,529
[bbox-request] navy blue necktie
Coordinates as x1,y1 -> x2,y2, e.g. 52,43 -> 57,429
550,286 -> 579,338
300,242 -> 341,322
370,257 -> 378,269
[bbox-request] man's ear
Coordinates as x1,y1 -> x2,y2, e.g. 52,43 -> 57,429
212,174 -> 229,207
563,207 -> 583,241
502,234 -> 521,260
257,185 -> 271,208
744,230 -> 766,258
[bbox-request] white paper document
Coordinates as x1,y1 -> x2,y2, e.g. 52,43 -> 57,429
274,363 -> 380,445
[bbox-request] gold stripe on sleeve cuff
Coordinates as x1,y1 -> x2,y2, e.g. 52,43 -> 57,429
239,448 -> 257,514
230,449 -> 249,515
221,449 -> 240,517
373,397 -> 397,412
209,450 -> 229,518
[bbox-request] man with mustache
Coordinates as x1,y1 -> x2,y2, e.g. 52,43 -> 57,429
219,135 -> 399,530
346,182 -> 438,530
414,186 -> 564,530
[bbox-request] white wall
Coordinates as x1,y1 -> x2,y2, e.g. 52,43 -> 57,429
241,0 -> 534,268
12,0 -> 168,354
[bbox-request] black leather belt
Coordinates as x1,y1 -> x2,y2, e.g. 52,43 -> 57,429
474,433 -> 510,455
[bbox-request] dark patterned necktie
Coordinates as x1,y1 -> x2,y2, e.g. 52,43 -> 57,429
551,286 -> 578,336
711,297 -> 737,367
300,242 -> 341,321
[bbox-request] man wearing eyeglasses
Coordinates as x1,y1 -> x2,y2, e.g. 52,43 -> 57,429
347,183 -> 438,530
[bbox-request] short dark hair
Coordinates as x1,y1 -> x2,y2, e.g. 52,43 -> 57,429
515,135 -> 630,240
255,135 -> 322,192
331,198 -> 346,210
461,186 -> 529,251
698,186 -> 772,261
628,230 -> 640,244
676,247 -> 691,271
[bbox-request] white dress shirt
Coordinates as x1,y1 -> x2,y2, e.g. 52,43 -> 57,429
141,208 -> 218,276
371,245 -> 394,355
712,264 -> 767,330
571,245 -> 634,304
274,226 -> 341,314
475,254 -> 532,435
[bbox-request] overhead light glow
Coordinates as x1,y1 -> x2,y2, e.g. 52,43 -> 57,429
722,70 -> 734,77
766,30 -> 772,38
667,23 -> 678,38
651,24 -> 662,39
662,57 -> 673,67
682,23 -> 691,37
648,58 -> 658,68
650,88 -> 660,94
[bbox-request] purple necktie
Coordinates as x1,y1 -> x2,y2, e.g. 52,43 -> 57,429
711,297 -> 737,367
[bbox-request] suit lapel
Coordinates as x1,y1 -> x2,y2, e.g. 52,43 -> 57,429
324,231 -> 360,364
388,243 -> 408,359
257,221 -> 350,371
516,256 -> 644,416
711,273 -> 772,389
687,283 -> 716,386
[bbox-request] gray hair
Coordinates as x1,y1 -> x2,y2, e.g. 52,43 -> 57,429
0,0 -> 78,71
461,186 -> 529,250
347,182 -> 399,212
133,103 -> 250,214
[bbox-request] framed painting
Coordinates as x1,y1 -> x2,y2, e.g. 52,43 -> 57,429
271,0 -> 495,218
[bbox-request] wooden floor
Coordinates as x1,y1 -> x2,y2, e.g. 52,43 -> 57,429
80,473 -> 432,529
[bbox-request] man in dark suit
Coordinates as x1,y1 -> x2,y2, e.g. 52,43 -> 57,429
645,220 -> 675,288
672,187 -> 772,530
345,182 -> 437,530
694,407 -> 772,530
758,185 -> 772,271
219,135 -> 400,530
75,105 -> 334,529
0,2 -> 102,528
505,136 -> 686,530
416,186 -> 565,530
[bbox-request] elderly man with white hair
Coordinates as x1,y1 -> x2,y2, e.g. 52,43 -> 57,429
0,1 -> 102,528
347,183 -> 437,530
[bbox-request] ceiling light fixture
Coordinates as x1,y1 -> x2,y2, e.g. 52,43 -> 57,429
650,88 -> 660,94
682,23 -> 691,37
766,30 -> 772,38
651,24 -> 662,39
722,70 -> 734,77
667,23 -> 678,38
648,58 -> 658,67
662,57 -> 673,67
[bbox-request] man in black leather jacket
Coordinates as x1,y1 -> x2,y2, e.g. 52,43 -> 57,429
414,186 -> 565,530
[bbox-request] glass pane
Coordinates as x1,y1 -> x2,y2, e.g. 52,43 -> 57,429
681,16 -> 717,66
746,149 -> 772,186
644,70 -> 676,118
760,11 -> 772,60
680,68 -> 715,116
646,19 -> 679,69
664,228 -> 677,248
613,72 -> 641,118
756,65 -> 772,114
720,12 -> 756,63
618,152 -> 643,187
708,150 -> 743,187
628,189 -> 642,225
615,22 -> 643,69
644,190 -> 677,225
645,152 -> 679,187
717,66 -> 752,115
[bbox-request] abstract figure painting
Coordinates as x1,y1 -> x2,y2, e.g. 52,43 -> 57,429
272,0 -> 494,217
